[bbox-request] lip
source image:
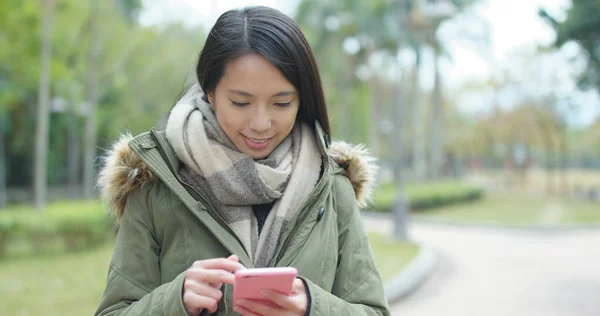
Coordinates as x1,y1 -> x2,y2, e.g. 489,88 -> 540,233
242,135 -> 273,150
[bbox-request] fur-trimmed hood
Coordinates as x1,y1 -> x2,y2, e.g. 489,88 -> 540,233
97,134 -> 378,218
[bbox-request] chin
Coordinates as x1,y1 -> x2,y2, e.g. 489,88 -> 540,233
248,150 -> 271,160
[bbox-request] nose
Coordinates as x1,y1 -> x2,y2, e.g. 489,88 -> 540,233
249,106 -> 272,133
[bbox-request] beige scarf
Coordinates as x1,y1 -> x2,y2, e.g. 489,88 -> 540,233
165,85 -> 321,267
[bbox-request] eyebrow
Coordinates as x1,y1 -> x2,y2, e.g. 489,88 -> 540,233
228,89 -> 296,97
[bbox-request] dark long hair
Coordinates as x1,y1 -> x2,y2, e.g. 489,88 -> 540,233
195,6 -> 331,138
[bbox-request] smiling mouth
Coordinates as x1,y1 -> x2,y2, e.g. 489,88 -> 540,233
243,135 -> 273,143
242,135 -> 274,150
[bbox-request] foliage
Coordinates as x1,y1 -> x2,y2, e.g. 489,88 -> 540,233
0,200 -> 113,258
541,0 -> 600,91
0,0 -> 204,190
372,180 -> 485,213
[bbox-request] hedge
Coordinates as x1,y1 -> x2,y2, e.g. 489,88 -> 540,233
0,201 -> 114,258
371,180 -> 485,213
0,182 -> 483,257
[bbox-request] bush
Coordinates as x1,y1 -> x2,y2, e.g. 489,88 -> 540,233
0,201 -> 114,259
371,180 -> 485,213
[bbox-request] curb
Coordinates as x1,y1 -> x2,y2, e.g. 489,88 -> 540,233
384,243 -> 437,303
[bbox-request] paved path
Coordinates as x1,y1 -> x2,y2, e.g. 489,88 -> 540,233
362,217 -> 600,316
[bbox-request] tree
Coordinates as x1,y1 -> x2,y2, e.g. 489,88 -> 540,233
295,0 -> 399,145
411,46 -> 427,181
418,0 -> 489,180
82,0 -> 143,198
82,0 -> 100,199
540,0 -> 600,92
33,0 -> 55,210
0,0 -> 203,204
0,116 -> 6,209
429,47 -> 444,179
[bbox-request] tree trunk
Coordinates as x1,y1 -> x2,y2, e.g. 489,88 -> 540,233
393,66 -> 409,241
411,48 -> 426,181
83,0 -> 100,199
0,131 -> 6,209
33,0 -> 55,211
559,125 -> 569,195
67,89 -> 81,198
545,140 -> 556,195
392,0 -> 410,241
368,63 -> 380,156
429,52 -> 443,180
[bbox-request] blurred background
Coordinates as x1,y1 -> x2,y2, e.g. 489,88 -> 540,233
1,0 -> 599,315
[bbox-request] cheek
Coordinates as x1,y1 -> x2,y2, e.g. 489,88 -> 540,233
215,106 -> 243,134
282,107 -> 300,129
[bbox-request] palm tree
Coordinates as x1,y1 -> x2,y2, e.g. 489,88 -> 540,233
411,0 -> 490,179
296,0 -> 414,239
410,45 -> 427,181
295,0 -> 400,143
33,0 -> 56,210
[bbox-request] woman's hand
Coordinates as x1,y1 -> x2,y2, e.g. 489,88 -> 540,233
183,255 -> 245,315
233,278 -> 308,316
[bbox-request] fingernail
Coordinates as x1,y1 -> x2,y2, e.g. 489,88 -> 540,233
233,306 -> 241,313
261,290 -> 268,296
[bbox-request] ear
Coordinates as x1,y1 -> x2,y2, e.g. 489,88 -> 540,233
207,91 -> 214,105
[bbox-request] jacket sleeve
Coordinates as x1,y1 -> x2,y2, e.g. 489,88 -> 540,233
95,186 -> 189,316
300,175 -> 391,316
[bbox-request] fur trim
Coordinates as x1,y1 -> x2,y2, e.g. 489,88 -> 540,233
96,133 -> 157,218
328,141 -> 378,208
97,136 -> 378,217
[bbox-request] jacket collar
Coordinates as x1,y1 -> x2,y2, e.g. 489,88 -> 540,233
97,122 -> 378,220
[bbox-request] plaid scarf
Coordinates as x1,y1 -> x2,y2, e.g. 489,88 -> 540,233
165,85 -> 321,267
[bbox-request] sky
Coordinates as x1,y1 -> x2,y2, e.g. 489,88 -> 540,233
139,0 -> 599,127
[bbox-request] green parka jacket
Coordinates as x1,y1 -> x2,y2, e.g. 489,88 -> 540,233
95,124 -> 391,316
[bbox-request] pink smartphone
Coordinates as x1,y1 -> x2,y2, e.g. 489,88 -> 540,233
233,267 -> 298,308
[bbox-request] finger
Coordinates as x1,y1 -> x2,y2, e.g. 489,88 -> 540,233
182,291 -> 219,314
183,279 -> 223,301
237,299 -> 282,315
261,289 -> 293,308
233,304 -> 263,316
187,268 -> 236,285
227,254 -> 239,262
210,282 -> 224,290
292,278 -> 305,293
193,258 -> 245,272
214,255 -> 241,290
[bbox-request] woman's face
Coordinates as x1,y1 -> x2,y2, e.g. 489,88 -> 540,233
207,54 -> 300,159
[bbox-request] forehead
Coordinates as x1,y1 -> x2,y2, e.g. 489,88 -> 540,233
219,54 -> 296,94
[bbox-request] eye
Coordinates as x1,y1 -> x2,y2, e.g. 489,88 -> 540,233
231,101 -> 250,107
274,102 -> 292,107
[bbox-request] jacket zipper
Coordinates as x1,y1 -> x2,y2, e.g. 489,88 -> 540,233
273,166 -> 330,264
149,130 -> 250,259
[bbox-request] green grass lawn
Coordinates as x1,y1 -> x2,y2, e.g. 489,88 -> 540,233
0,243 -> 114,316
0,234 -> 417,315
368,233 -> 419,281
415,192 -> 600,225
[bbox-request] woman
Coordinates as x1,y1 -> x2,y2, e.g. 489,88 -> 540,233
95,6 -> 390,316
